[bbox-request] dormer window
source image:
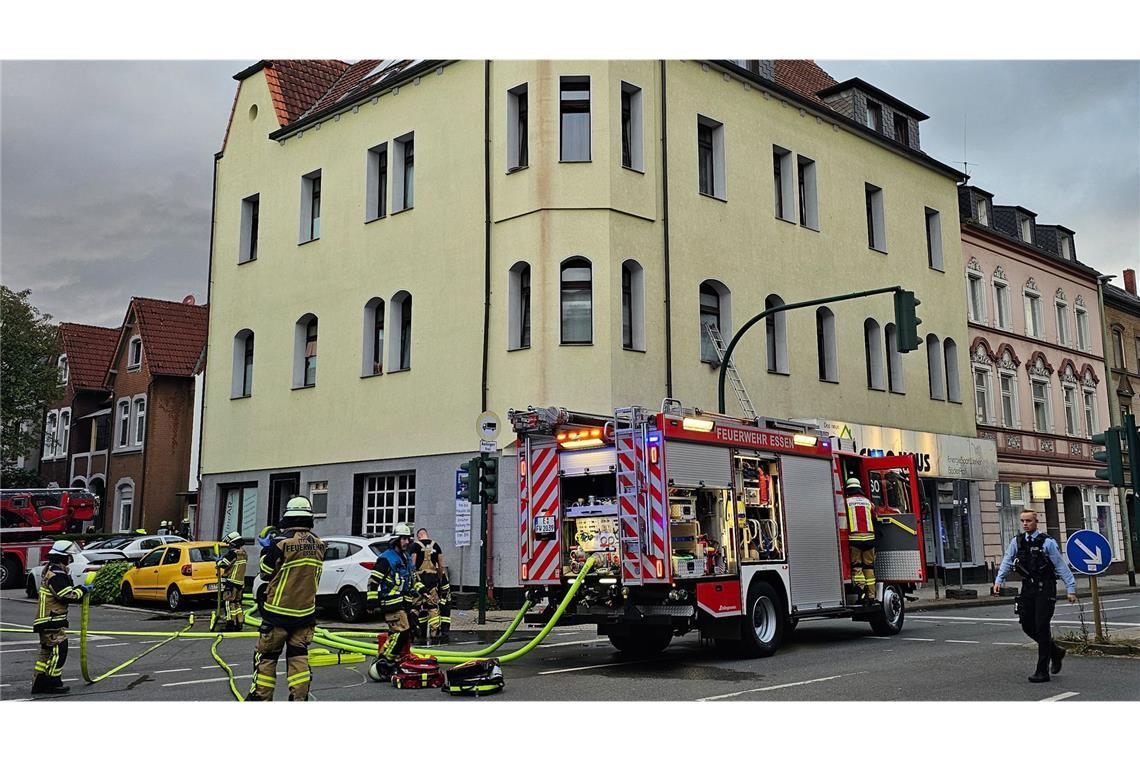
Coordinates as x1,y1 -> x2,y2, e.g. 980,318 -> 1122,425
975,198 -> 989,226
57,355 -> 69,384
128,337 -> 143,369
1020,218 -> 1033,243
865,101 -> 883,132
893,113 -> 909,146
1060,235 -> 1073,260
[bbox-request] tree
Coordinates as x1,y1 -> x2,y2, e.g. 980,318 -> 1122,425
1,286 -> 60,484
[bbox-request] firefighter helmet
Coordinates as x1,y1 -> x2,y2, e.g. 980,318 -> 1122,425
48,540 -> 78,559
845,477 -> 863,491
393,523 -> 414,538
283,495 -> 314,518
223,531 -> 243,546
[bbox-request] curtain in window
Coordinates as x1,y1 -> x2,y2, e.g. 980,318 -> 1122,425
561,260 -> 592,343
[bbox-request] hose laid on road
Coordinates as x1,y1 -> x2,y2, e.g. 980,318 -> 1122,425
210,634 -> 245,701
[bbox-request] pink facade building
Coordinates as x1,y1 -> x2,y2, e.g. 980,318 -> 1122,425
958,185 -> 1125,575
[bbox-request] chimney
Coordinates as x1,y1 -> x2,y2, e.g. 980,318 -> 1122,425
1124,268 -> 1137,296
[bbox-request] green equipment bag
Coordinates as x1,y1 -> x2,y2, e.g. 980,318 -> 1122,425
442,657 -> 504,696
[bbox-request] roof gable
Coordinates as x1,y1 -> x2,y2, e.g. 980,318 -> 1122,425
108,297 -> 209,381
58,323 -> 120,392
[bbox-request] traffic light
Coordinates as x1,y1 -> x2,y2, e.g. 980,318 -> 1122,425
458,456 -> 480,502
1092,427 -> 1127,487
893,289 -> 922,352
479,453 -> 499,504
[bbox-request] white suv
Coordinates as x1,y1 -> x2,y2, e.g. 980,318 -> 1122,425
253,534 -> 389,622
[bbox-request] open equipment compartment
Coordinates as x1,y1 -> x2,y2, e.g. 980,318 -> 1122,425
665,482 -> 738,580
734,452 -> 786,563
560,471 -> 621,578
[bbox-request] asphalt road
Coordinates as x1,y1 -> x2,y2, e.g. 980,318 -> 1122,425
3,589 -> 1138,702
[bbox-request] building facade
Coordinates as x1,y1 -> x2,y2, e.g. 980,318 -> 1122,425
1104,269 -> 1140,421
958,185 -> 1125,576
200,59 -> 986,590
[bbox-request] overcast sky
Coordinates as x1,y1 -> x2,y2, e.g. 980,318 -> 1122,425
2,59 -> 1137,328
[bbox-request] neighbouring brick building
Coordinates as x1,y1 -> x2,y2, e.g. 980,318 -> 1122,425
104,297 -> 208,534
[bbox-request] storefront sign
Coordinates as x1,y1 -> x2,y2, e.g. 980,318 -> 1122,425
814,419 -> 997,481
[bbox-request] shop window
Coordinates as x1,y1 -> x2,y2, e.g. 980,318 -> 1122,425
220,484 -> 258,539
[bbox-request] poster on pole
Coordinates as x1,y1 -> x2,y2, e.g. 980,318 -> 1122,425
454,468 -> 471,548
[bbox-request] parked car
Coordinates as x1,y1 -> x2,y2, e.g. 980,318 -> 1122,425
25,547 -> 129,597
119,541 -> 221,611
252,534 -> 389,622
88,534 -> 186,560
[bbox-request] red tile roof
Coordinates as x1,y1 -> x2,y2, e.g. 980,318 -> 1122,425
774,60 -> 839,106
127,297 -> 209,377
58,323 -> 120,392
303,59 -> 425,117
262,60 -> 350,126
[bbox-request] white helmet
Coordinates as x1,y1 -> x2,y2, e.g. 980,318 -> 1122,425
283,495 -> 313,518
392,523 -> 414,538
845,477 -> 863,491
223,531 -> 243,545
48,539 -> 78,559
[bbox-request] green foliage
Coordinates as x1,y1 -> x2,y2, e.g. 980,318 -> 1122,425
0,464 -> 45,488
90,560 -> 131,605
1,286 -> 60,467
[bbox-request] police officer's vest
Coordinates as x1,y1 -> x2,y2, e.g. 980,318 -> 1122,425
846,494 -> 875,542
1015,533 -> 1056,591
35,564 -> 76,631
262,529 -> 326,621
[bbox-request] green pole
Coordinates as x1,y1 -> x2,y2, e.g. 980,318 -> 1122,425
717,286 -> 903,414
477,491 -> 488,625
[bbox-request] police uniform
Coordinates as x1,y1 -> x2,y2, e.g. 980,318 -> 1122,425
248,498 -> 326,702
995,529 -> 1077,681
844,480 -> 877,602
32,542 -> 87,695
411,537 -> 444,642
216,532 -> 248,631
368,525 -> 425,669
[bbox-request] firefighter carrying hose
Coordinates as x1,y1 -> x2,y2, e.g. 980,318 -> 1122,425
32,540 -> 91,695
246,496 -> 327,702
216,531 -> 247,631
412,528 -> 445,644
368,523 -> 424,678
844,477 -> 878,604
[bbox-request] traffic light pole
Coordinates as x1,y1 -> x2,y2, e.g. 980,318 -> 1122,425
477,490 -> 488,625
717,286 -> 906,414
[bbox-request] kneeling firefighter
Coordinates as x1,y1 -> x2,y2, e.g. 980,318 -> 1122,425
215,531 -> 248,631
246,497 -> 327,702
368,523 -> 424,677
32,540 -> 92,695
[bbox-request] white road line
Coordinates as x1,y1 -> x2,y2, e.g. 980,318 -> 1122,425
911,615 -> 1020,623
867,636 -> 893,640
96,643 -> 131,648
0,648 -> 37,653
538,637 -> 608,648
1041,692 -> 1079,702
154,668 -> 192,674
982,623 -> 1014,627
107,673 -> 140,679
1054,621 -> 1140,628
539,659 -> 653,675
0,621 -> 33,629
993,642 -> 1024,646
1,639 -> 42,645
165,674 -> 252,687
699,672 -> 865,702
945,640 -> 980,644
902,637 -> 935,642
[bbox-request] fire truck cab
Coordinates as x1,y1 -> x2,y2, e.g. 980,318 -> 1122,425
510,399 -> 925,658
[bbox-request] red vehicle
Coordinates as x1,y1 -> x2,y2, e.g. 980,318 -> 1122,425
509,399 -> 926,658
0,527 -> 53,589
0,488 -> 99,533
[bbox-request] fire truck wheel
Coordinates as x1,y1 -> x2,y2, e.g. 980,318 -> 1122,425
869,585 -> 905,636
0,557 -> 21,589
739,581 -> 785,658
607,626 -> 672,657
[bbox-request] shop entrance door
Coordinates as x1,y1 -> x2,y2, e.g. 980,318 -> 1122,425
937,480 -> 974,567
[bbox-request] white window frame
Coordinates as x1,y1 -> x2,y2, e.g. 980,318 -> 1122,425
132,394 -> 146,447
299,169 -> 322,243
925,208 -> 943,271
886,323 -> 906,394
1083,388 -> 1098,438
765,294 -> 789,375
1031,378 -> 1052,433
389,291 -> 412,371
507,263 -> 531,351
976,198 -> 989,225
1062,383 -> 1079,436
1075,307 -> 1090,351
309,481 -> 329,519
865,183 -> 886,252
560,258 -> 593,346
700,280 -> 731,364
361,472 -> 416,535
966,273 -> 987,324
392,132 -> 415,212
507,83 -> 529,172
116,398 -> 131,449
362,298 -> 386,375
128,336 -> 143,370
293,314 -> 318,389
1111,328 -> 1125,369
1060,235 -> 1073,260
559,76 -> 591,163
816,307 -> 837,382
773,145 -> 795,222
992,279 -> 1012,331
1024,291 -> 1044,339
365,143 -> 388,222
696,114 -> 726,200
620,81 -> 643,172
973,365 -> 993,424
116,481 -> 135,533
57,408 -> 71,458
999,370 -> 1019,428
1020,217 -> 1033,244
57,355 -> 69,385
43,410 -> 58,459
1055,299 -> 1071,347
797,155 -> 819,231
239,194 -> 259,263
232,329 -> 255,398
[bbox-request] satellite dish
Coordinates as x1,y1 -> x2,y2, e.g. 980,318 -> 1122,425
182,295 -> 196,305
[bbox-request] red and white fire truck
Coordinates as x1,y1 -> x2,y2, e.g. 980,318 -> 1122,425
0,527 -> 53,589
509,399 -> 925,657
0,487 -> 99,533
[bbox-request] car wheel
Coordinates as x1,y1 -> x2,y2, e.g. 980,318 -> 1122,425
0,557 -> 21,589
738,580 -> 785,658
167,585 -> 183,612
337,588 -> 365,623
26,575 -> 38,599
120,582 -> 134,604
607,626 -> 672,657
869,585 -> 905,636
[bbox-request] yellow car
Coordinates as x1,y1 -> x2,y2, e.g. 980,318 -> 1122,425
120,541 -> 223,611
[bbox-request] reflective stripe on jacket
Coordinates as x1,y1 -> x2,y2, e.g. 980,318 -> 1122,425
217,548 -> 247,587
368,547 -> 423,609
261,529 -> 326,620
34,564 -> 84,631
846,495 -> 875,541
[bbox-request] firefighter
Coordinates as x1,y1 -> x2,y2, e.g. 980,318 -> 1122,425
844,477 -> 878,604
157,520 -> 172,536
412,528 -> 445,644
994,510 -> 1078,682
216,531 -> 247,631
32,540 -> 91,695
368,523 -> 424,677
246,496 -> 327,702
178,517 -> 193,540
437,566 -> 452,644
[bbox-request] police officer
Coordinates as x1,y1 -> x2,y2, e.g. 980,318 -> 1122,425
215,531 -> 248,632
368,523 -> 425,677
844,477 -> 878,604
247,496 -> 327,701
32,540 -> 91,695
412,528 -> 445,644
994,509 -> 1078,683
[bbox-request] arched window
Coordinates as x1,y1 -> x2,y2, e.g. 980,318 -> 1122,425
560,258 -> 592,344
116,482 -> 134,532
621,260 -> 645,351
362,299 -> 385,375
390,291 -> 413,371
128,336 -> 143,369
232,329 -> 255,397
116,399 -> 131,449
43,411 -> 58,459
508,263 -> 531,350
57,355 -> 69,385
765,294 -> 788,374
944,338 -> 961,402
293,314 -> 318,388
816,307 -> 837,381
699,280 -> 731,363
1112,327 -> 1125,369
885,323 -> 905,393
864,318 -> 885,390
926,334 -> 945,400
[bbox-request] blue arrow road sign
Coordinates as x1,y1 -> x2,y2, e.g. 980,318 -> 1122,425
1065,529 -> 1113,575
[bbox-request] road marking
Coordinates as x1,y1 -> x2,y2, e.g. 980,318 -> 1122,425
699,672 -> 865,702
867,636 -> 893,640
1041,692 -> 1079,702
945,640 -> 980,644
96,643 -> 132,648
0,647 -> 37,653
1054,621 -> 1140,628
1,639 -> 42,645
902,637 -> 934,642
538,637 -> 608,648
982,622 -> 1014,627
539,659 -> 653,675
993,642 -> 1023,646
154,668 -> 192,674
107,673 -> 140,679
0,621 -> 32,629
164,669 -> 286,687
911,615 -> 1019,623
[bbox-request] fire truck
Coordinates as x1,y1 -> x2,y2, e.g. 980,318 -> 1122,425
0,487 -> 99,533
0,527 -> 53,589
509,399 -> 925,657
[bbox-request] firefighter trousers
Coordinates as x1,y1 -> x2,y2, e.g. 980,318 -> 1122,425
381,609 -> 413,663
222,583 -> 245,629
415,588 -> 441,641
33,628 -> 68,686
1018,588 -> 1062,675
248,624 -> 314,701
849,542 -> 877,599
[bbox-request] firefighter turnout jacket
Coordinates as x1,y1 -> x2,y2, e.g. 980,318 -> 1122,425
258,528 -> 327,626
413,538 -> 443,587
34,563 -> 85,631
368,546 -> 424,611
217,547 -> 248,587
845,493 -> 876,543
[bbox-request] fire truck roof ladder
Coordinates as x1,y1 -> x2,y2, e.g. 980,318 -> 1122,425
703,322 -> 757,420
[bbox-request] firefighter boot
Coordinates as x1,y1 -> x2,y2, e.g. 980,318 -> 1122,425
31,675 -> 69,695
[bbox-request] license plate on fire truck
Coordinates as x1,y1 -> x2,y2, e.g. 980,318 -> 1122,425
534,515 -> 556,538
